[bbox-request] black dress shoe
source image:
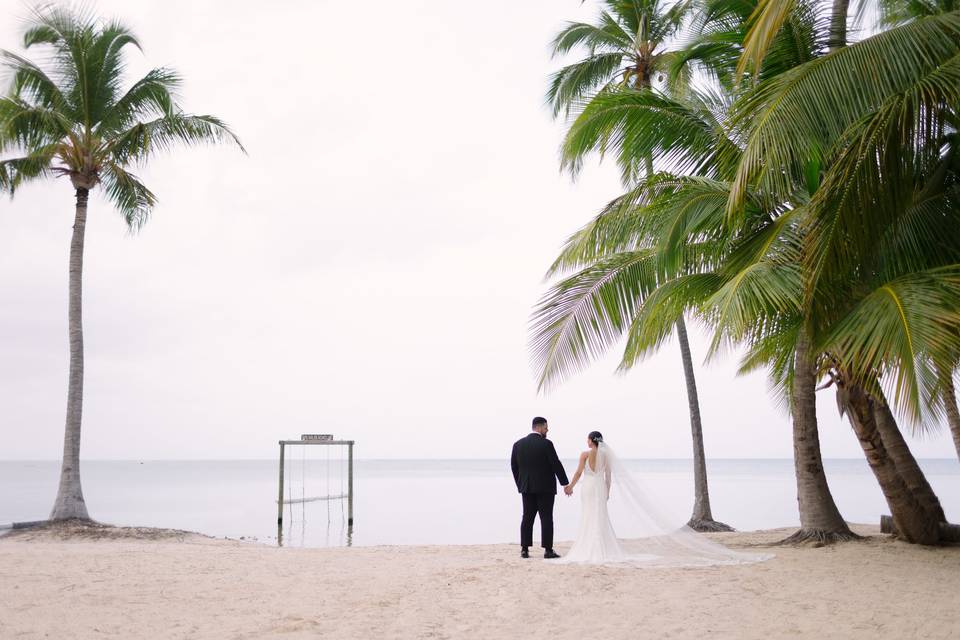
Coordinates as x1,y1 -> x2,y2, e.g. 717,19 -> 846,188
544,549 -> 561,559
521,547 -> 529,559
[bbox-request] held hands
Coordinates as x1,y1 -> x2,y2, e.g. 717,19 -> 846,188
564,485 -> 574,497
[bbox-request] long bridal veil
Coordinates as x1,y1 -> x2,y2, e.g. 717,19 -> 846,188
565,443 -> 773,568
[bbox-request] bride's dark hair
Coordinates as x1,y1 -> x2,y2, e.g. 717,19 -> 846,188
588,431 -> 603,446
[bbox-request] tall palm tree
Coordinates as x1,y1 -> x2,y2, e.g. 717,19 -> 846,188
536,0 -> 860,544
540,0 -> 960,544
0,7 -> 243,521
544,0 -> 732,532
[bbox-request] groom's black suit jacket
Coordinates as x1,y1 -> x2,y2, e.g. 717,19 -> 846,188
511,432 -> 569,495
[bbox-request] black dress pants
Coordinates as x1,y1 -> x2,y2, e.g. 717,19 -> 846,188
520,492 -> 555,549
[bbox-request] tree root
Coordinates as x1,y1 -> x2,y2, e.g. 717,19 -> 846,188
777,527 -> 862,547
4,518 -> 201,542
687,518 -> 735,532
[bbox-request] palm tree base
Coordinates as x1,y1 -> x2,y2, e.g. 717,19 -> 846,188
686,517 -> 735,532
880,515 -> 960,544
778,527 -> 861,546
48,513 -> 93,523
49,493 -> 90,521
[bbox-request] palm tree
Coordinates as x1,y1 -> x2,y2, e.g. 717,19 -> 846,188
536,0 -> 859,544
724,9 -> 960,542
0,7 -> 243,521
540,0 -> 960,544
880,0 -> 960,467
544,0 -> 733,532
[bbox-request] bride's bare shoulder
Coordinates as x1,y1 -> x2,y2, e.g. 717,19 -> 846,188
579,450 -> 590,459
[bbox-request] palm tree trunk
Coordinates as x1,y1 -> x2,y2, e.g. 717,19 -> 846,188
634,89 -> 730,531
782,327 -> 854,544
940,372 -> 960,462
676,318 -> 733,532
873,399 -> 946,523
828,0 -> 850,51
838,383 -> 940,544
50,187 -> 91,521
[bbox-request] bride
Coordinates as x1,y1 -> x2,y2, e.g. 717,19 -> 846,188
555,431 -> 771,567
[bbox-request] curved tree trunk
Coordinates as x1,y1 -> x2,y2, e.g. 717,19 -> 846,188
940,372 -> 960,462
50,187 -> 91,521
837,383 -> 940,544
676,318 -> 733,532
782,327 -> 854,544
873,399 -> 946,523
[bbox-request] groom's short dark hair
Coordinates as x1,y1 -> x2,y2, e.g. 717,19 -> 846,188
532,416 -> 548,429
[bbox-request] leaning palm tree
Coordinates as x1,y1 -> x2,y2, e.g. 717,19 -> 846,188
724,9 -> 960,542
0,7 -> 242,520
545,0 -> 733,532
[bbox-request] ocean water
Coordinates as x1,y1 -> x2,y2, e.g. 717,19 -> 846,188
1,458 -> 957,547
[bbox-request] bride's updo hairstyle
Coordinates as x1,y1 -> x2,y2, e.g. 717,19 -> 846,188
588,431 -> 604,447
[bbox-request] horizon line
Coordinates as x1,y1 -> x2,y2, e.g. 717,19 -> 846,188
3,457 -> 957,462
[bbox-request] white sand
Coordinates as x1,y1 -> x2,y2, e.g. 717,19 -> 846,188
1,523 -> 957,639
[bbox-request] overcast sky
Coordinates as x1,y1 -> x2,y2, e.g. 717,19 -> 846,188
0,0 -> 955,461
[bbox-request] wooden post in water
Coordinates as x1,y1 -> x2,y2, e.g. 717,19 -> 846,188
277,441 -> 285,527
347,441 -> 354,526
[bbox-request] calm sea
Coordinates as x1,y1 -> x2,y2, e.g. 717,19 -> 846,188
1,458 -> 957,547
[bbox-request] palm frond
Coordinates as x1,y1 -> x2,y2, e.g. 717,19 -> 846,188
0,97 -> 73,150
97,67 -> 181,134
546,53 -> 626,118
729,11 -> 960,215
99,162 -> 157,230
0,148 -> 55,193
530,250 -> 660,391
549,18 -> 632,57
620,273 -> 722,369
0,50 -> 67,113
737,0 -> 798,77
561,88 -> 740,183
108,113 -> 245,165
822,265 -> 960,421
803,83 -> 956,290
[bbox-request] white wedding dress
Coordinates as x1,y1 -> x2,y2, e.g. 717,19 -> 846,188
554,443 -> 772,567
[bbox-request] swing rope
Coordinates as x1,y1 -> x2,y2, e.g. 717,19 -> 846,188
325,443 -> 331,520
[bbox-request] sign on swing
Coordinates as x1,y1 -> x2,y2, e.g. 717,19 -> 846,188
301,434 -> 334,441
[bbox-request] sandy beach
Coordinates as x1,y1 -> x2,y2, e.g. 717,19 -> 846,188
0,523 -> 957,639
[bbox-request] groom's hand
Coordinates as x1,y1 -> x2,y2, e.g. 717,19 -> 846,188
564,485 -> 573,496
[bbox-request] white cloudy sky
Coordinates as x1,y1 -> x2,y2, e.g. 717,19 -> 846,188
0,0 -> 955,460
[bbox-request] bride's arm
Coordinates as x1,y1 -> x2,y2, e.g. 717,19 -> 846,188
567,452 -> 588,490
604,466 -> 612,499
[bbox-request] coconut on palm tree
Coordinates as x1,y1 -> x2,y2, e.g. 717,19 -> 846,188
0,7 -> 243,521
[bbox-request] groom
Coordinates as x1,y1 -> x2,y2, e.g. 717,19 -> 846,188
511,416 -> 570,559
